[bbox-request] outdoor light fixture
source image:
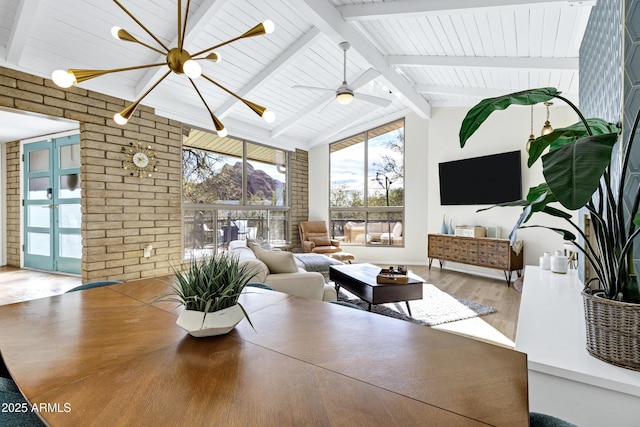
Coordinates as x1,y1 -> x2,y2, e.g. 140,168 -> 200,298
52,0 -> 275,137
541,101 -> 554,136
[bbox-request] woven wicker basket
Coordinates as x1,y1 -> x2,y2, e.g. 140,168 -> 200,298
582,290 -> 640,371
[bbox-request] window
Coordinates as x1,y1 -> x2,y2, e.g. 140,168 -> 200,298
330,119 -> 404,247
182,129 -> 289,259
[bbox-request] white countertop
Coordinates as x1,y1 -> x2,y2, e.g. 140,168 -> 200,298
515,265 -> 640,396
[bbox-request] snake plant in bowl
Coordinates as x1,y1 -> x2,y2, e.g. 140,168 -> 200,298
161,252 -> 258,337
459,87 -> 640,303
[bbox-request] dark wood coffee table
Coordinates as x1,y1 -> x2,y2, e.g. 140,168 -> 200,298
329,263 -> 423,315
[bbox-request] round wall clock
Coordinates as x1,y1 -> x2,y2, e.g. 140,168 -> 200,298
120,141 -> 158,178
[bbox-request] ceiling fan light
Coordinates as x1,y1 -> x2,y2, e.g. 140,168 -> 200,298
183,60 -> 202,79
262,109 -> 276,123
52,69 -> 75,88
336,92 -> 354,105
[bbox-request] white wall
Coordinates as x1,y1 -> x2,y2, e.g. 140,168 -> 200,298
309,104 -> 581,279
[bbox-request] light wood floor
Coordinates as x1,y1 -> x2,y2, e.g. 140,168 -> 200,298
0,264 -> 520,346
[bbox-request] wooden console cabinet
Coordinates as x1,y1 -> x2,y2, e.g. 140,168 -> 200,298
427,234 -> 523,286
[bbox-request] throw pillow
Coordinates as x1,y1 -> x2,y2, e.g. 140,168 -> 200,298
309,236 -> 331,247
229,240 -> 247,250
253,247 -> 298,274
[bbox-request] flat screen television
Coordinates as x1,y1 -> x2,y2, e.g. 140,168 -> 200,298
438,150 -> 522,205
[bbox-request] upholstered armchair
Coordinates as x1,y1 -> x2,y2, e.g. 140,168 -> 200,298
298,221 -> 342,254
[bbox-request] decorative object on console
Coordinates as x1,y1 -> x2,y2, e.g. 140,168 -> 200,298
440,215 -> 448,234
460,87 -> 640,370
157,252 -> 258,337
550,250 -> 568,274
486,226 -> 501,238
120,141 -> 158,178
448,219 -> 454,235
539,252 -> 551,271
454,226 -> 486,238
51,0 -> 275,137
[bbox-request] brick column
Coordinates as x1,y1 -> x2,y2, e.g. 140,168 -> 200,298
289,148 -> 309,251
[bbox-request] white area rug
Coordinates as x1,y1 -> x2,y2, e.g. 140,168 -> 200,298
338,284 -> 497,327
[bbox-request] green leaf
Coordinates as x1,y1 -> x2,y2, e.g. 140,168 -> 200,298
542,133 -> 619,210
634,212 -> 640,227
459,88 -> 560,147
527,119 -> 619,167
540,205 -> 573,220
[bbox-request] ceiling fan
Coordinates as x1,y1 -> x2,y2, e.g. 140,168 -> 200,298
294,42 -> 392,107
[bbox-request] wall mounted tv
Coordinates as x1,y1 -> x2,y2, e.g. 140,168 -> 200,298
438,150 -> 522,205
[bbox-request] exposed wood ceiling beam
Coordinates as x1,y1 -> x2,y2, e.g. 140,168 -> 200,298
271,67 -> 381,138
338,0 -> 596,21
294,0 -> 431,119
134,0 -> 229,96
388,55 -> 578,70
415,85 -> 512,98
6,0 -> 42,64
217,27 -> 322,119
415,84 -> 578,100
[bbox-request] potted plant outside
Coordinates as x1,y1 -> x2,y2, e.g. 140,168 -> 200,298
162,252 -> 258,337
459,87 -> 640,370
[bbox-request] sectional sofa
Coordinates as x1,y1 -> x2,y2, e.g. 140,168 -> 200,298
228,240 -> 337,301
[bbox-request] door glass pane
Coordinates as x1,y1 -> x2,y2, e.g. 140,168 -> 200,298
28,177 -> 49,200
59,204 -> 82,228
59,234 -> 82,259
60,145 -> 80,169
28,232 -> 50,256
59,174 -> 81,198
29,149 -> 50,172
28,205 -> 50,228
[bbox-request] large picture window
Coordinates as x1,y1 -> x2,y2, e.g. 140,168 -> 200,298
182,129 -> 289,259
330,119 -> 404,247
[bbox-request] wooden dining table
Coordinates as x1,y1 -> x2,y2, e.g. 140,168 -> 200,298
0,276 -> 529,426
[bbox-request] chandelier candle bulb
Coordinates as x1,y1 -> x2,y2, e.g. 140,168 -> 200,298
182,59 -> 201,78
51,70 -> 74,88
262,109 -> 276,123
263,20 -> 275,34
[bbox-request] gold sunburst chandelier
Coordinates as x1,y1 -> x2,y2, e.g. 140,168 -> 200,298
52,0 -> 275,137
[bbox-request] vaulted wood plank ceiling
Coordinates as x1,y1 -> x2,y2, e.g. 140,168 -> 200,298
0,0 -> 594,150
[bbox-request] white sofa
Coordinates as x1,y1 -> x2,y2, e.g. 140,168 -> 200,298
229,240 -> 337,302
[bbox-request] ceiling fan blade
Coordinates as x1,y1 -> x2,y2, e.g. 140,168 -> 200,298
354,93 -> 392,107
293,85 -> 335,92
350,68 -> 381,88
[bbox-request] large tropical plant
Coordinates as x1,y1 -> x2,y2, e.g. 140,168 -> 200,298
459,87 -> 640,302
